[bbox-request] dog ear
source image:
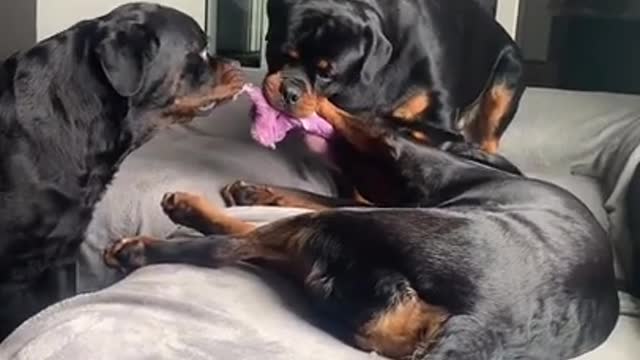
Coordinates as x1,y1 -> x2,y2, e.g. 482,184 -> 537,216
96,23 -> 159,97
360,23 -> 392,85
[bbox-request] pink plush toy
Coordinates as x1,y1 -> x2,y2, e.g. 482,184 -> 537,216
241,84 -> 334,152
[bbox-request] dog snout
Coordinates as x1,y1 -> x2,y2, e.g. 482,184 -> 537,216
281,80 -> 304,106
282,85 -> 301,105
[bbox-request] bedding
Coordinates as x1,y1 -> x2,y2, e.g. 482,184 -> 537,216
2,68 -> 640,358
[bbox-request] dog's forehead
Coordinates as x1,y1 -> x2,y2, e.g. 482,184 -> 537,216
284,1 -> 373,52
104,3 -> 206,50
289,19 -> 363,60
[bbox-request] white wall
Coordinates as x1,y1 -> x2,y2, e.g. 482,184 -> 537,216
496,0 -> 521,38
496,0 -> 553,61
36,0 -> 206,41
0,1 -> 37,59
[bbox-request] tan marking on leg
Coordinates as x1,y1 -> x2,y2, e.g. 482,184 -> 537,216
221,181 -> 334,211
163,191 -> 254,235
466,83 -> 514,154
392,91 -> 431,123
356,294 -> 448,359
316,98 -> 386,154
411,130 -> 431,144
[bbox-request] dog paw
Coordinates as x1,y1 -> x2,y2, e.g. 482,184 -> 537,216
216,64 -> 245,99
221,181 -> 278,207
103,236 -> 155,272
224,67 -> 246,94
160,192 -> 203,226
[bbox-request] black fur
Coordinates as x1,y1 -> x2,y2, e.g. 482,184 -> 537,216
0,2 -> 242,338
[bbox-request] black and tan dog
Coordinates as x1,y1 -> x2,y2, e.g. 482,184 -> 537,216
255,0 -> 527,205
104,0 -> 618,359
0,3 -> 243,338
105,132 -> 619,359
262,0 -> 525,155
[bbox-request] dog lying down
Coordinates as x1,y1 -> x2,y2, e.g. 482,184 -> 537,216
105,79 -> 620,359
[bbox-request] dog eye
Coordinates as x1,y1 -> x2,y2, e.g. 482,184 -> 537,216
317,59 -> 330,71
316,60 -> 333,79
286,49 -> 300,61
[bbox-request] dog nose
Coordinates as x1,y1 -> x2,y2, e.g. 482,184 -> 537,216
282,85 -> 302,105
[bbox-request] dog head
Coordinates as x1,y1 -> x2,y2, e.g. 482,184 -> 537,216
263,0 -> 391,118
95,3 -> 244,129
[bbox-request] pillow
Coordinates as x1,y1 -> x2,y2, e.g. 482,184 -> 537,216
79,69 -> 337,293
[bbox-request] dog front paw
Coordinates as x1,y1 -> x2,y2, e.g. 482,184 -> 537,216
103,236 -> 156,272
161,191 -> 207,227
221,180 -> 279,207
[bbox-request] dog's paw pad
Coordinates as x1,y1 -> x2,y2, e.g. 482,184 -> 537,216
103,237 -> 153,272
162,192 -> 203,219
221,181 -> 276,207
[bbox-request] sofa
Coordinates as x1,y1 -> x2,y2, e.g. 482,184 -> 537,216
0,69 -> 638,359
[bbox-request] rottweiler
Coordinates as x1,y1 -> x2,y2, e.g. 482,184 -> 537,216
0,3 -> 243,338
104,132 -> 619,359
104,0 -> 619,359
252,0 -> 527,205
261,0 -> 525,155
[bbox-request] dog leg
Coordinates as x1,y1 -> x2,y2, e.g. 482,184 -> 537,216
103,234 -> 262,272
462,46 -> 524,154
221,180 -> 371,210
316,98 -> 387,154
104,211 -> 316,275
161,191 -> 254,235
